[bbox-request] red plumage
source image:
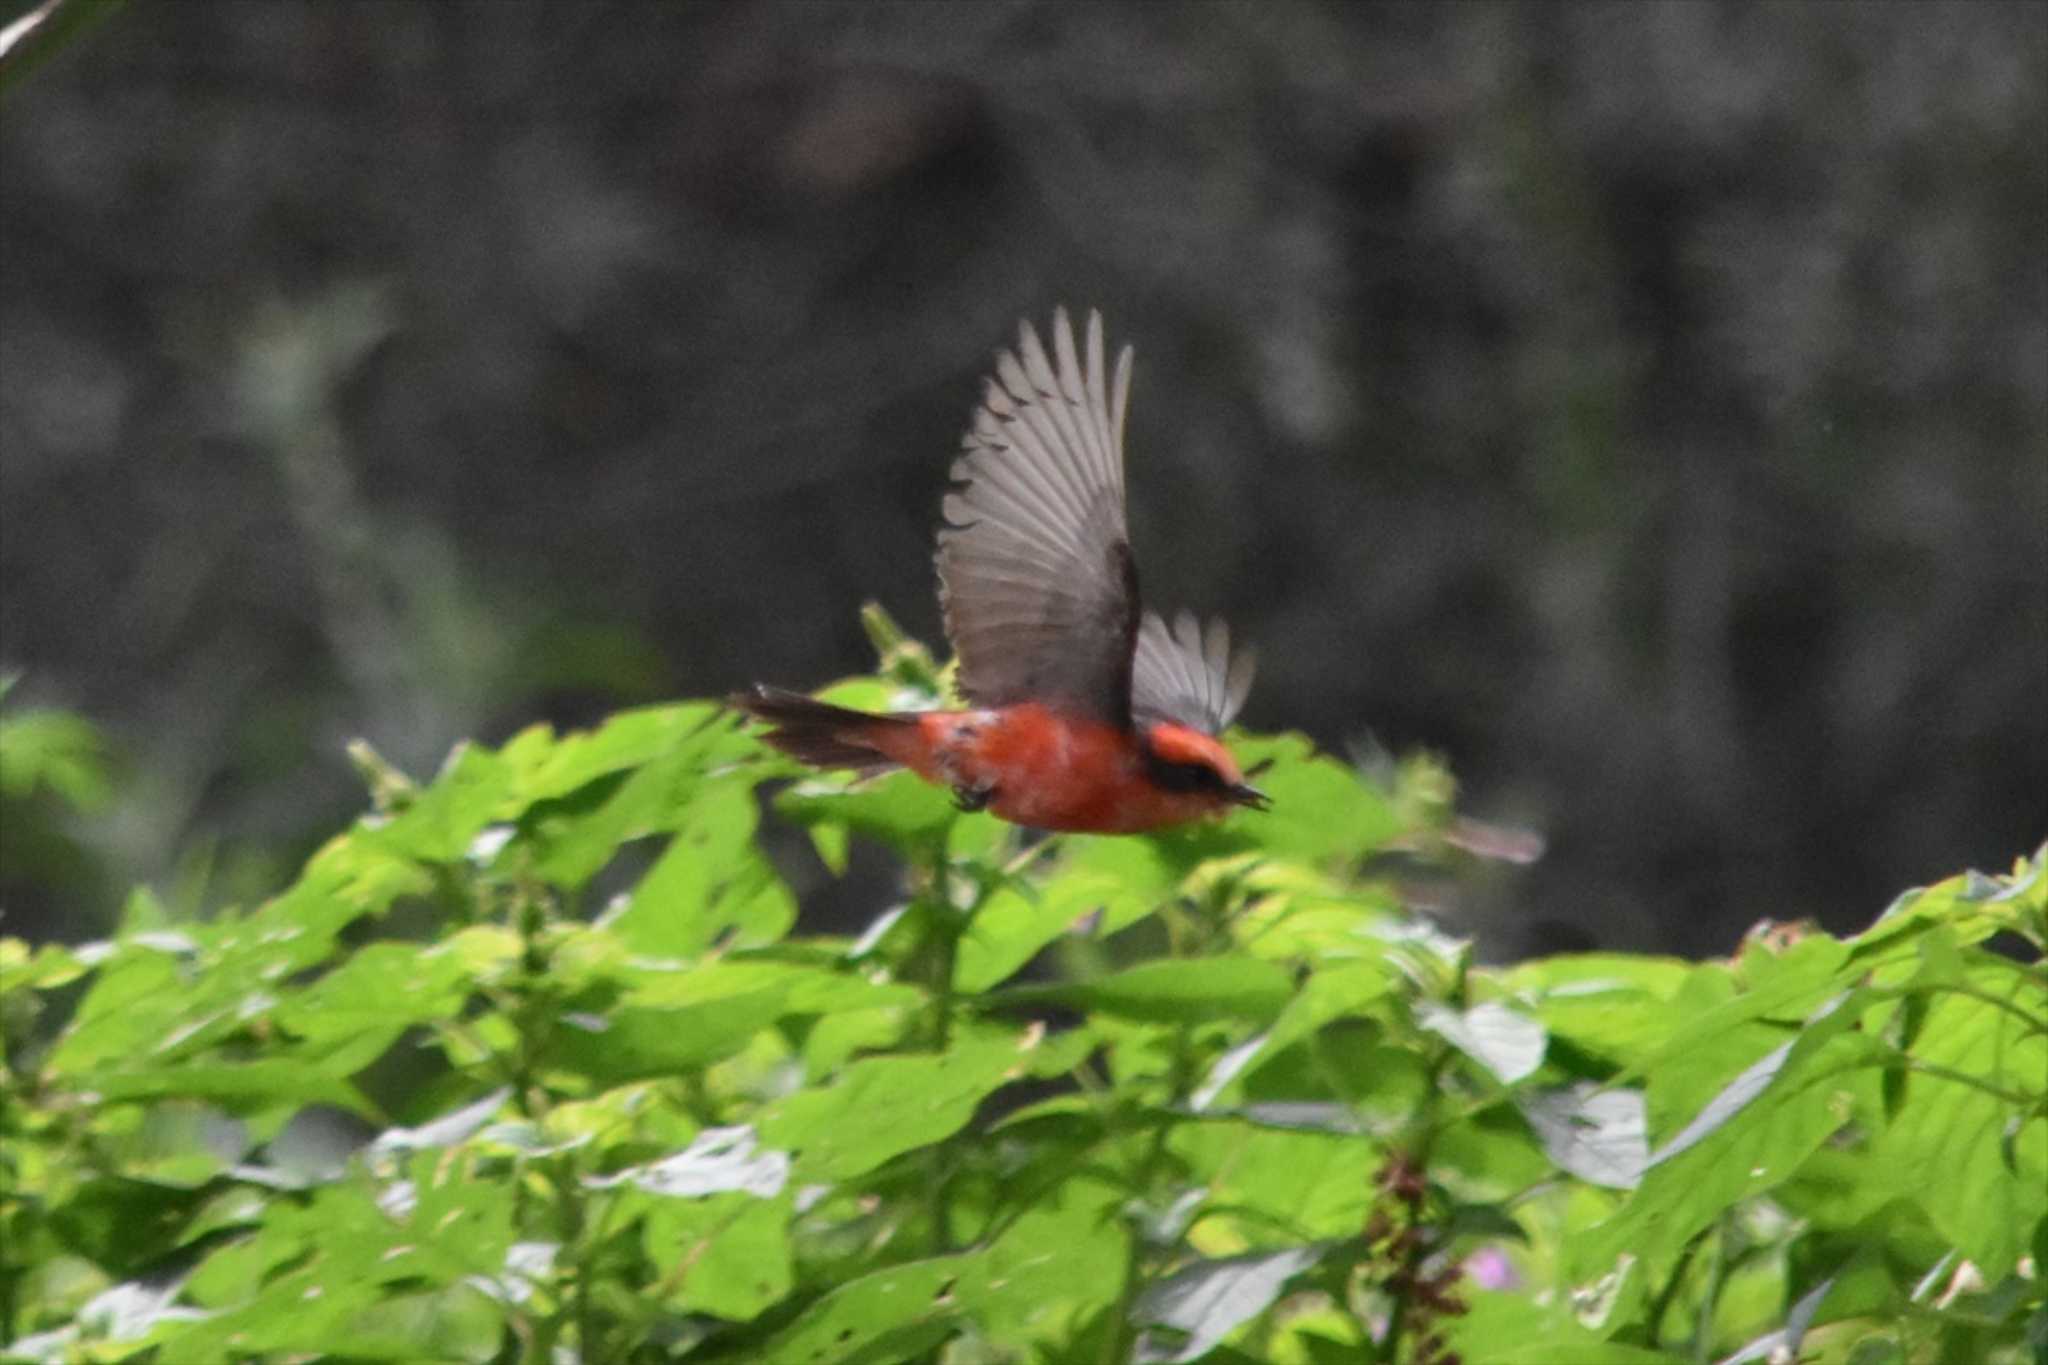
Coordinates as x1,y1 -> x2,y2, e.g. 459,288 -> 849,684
735,309 -> 1265,834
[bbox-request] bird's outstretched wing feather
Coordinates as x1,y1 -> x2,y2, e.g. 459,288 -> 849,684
938,308 -> 1256,735
1130,609 -> 1256,736
938,308 -> 1139,725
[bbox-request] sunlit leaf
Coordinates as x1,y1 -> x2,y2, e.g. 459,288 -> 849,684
1515,1084 -> 1648,1189
1421,1000 -> 1548,1085
1875,975 -> 2048,1279
1130,1244 -> 1328,1363
756,1026 -> 1034,1181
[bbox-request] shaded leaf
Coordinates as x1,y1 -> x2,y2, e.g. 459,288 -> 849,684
994,957 -> 1294,1025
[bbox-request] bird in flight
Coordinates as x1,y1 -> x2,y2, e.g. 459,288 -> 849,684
734,308 -> 1265,834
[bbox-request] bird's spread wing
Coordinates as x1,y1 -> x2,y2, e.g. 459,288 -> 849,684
938,308 -> 1140,725
1130,608 -> 1256,735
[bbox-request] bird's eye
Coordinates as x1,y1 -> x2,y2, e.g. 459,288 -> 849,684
1146,755 -> 1226,793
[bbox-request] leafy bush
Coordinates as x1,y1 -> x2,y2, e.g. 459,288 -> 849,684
2,628 -> 2043,1364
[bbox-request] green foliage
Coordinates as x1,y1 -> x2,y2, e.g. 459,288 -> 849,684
2,631 -> 2043,1363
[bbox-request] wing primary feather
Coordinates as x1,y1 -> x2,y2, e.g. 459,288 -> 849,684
1012,319 -> 1098,525
936,308 -> 1141,723
1053,309 -> 1114,502
1082,311 -> 1115,493
1109,342 -> 1133,500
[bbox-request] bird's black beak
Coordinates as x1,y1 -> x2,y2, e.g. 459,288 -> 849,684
1226,782 -> 1270,811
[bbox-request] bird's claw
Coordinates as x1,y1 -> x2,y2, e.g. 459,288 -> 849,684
953,782 -> 996,813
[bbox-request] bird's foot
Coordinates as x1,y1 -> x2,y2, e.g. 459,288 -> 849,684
952,782 -> 997,813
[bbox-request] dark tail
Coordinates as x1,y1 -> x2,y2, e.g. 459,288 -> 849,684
729,684 -> 914,776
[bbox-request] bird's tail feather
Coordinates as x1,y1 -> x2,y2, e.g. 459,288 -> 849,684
730,685 -> 914,776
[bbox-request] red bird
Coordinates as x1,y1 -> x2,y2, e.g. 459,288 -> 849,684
734,308 -> 1266,834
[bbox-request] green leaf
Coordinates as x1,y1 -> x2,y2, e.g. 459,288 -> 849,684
356,742 -> 508,863
542,990 -> 790,1086
611,779 -> 795,953
0,704 -> 114,810
954,867 -> 1158,995
1169,1121 -> 1377,1242
1421,1000 -> 1548,1085
1211,732 -> 1402,864
510,702 -> 741,805
1449,1291 -> 1687,1363
1515,1083 -> 1648,1189
82,1060 -> 380,1120
0,935 -> 90,994
739,1252 -> 968,1362
1130,1244 -> 1328,1363
48,1177 -> 216,1277
1191,960 -> 1390,1108
774,770 -> 1007,864
747,1174 -> 1125,1361
172,1169 -> 510,1358
275,940 -> 476,1045
756,1026 -> 1035,1181
993,957 -> 1294,1025
617,957 -> 922,1017
43,941 -> 193,1074
1876,975 -> 2048,1279
1641,936 -> 1853,1091
1573,996 -> 1880,1281
1504,953 -> 1693,1070
516,706 -> 760,888
643,1191 -> 794,1319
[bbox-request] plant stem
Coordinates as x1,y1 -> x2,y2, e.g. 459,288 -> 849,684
925,843 -> 962,1251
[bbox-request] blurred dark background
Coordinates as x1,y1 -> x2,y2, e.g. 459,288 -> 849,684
2,0 -> 2043,958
